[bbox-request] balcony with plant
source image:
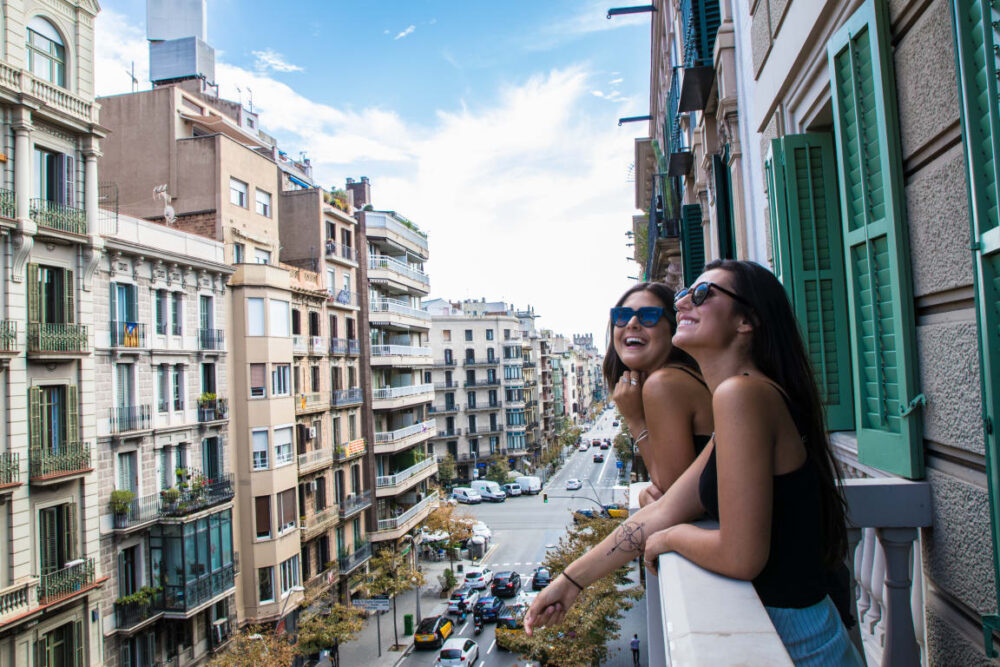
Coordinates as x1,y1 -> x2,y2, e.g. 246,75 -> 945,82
114,585 -> 163,631
197,393 -> 229,422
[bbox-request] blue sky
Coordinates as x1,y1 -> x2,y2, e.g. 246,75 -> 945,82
95,0 -> 652,345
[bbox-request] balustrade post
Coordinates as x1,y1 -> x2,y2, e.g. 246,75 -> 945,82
876,526 -> 921,667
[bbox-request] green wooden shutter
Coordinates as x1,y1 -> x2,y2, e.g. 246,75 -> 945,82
828,0 -> 923,477
74,618 -> 84,667
26,263 -> 39,323
28,386 -> 41,451
64,503 -> 77,561
39,508 -> 57,574
680,203 -> 705,285
768,134 -> 855,431
951,0 -> 1000,644
64,269 -> 74,324
764,142 -> 793,292
67,385 -> 79,446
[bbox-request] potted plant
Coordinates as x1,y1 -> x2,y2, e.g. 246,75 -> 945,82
161,487 -> 181,507
110,489 -> 135,516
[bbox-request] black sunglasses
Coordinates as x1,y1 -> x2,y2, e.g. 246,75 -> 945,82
610,306 -> 666,328
673,282 -> 751,309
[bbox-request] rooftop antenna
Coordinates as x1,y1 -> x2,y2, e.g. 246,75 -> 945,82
235,86 -> 243,107
126,61 -> 138,92
153,185 -> 176,225
246,87 -> 254,113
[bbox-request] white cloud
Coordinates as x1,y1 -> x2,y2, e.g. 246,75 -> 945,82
252,49 -> 303,73
394,25 -> 416,40
609,77 -> 624,85
93,12 -> 640,341
93,8 -> 148,96
529,0 -> 649,49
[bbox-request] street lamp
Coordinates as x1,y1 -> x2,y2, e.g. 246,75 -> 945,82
400,534 -> 422,624
276,585 -> 305,634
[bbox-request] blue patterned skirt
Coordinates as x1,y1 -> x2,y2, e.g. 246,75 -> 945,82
765,596 -> 865,666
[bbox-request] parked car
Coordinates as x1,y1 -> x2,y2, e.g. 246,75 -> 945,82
471,520 -> 492,542
573,508 -> 610,523
464,567 -> 494,590
471,480 -> 506,502
491,571 -> 522,598
515,476 -> 542,495
613,420 -> 619,426
566,478 -> 583,491
578,444 -> 588,452
591,439 -> 601,446
496,603 -> 528,629
593,453 -> 605,463
502,483 -> 522,497
447,586 -> 481,614
437,638 -> 479,666
413,615 -> 454,649
473,595 -> 505,621
531,567 -> 552,591
603,503 -> 629,519
452,487 -> 482,504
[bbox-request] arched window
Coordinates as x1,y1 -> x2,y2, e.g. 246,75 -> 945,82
26,17 -> 65,87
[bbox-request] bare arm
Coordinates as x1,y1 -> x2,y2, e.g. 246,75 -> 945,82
644,378 -> 775,580
639,371 -> 700,498
524,440 -> 712,634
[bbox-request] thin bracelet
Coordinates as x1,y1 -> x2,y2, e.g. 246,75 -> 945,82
634,430 -> 649,445
561,570 -> 585,592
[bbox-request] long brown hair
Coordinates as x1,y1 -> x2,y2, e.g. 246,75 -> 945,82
602,282 -> 698,391
703,259 -> 848,567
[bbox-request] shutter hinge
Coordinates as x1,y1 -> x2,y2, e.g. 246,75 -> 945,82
899,393 -> 926,418
972,241 -> 982,251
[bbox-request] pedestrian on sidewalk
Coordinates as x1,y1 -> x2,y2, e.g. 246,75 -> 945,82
630,634 -> 640,666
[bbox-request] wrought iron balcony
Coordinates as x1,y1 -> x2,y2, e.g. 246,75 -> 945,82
156,563 -> 235,614
325,240 -> 358,263
338,489 -> 372,518
463,379 -> 501,388
29,443 -> 91,481
331,387 -> 364,407
28,322 -> 88,354
348,339 -> 360,355
328,289 -> 359,308
338,542 -> 372,574
333,439 -> 366,462
0,320 -> 17,352
111,471 -> 234,531
30,199 -> 86,235
199,328 -> 225,351
375,491 -> 439,533
197,398 -> 228,422
0,188 -> 14,220
38,558 -> 95,605
293,335 -> 308,354
115,598 -> 159,631
109,321 -> 146,349
433,428 -> 463,439
110,404 -> 152,434
0,452 -> 19,487
464,357 -> 500,367
428,404 -> 461,415
677,0 -> 721,112
330,337 -> 349,355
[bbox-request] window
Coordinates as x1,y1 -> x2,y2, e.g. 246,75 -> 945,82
252,429 -> 268,470
486,329 -> 494,341
272,364 -> 291,396
277,488 -> 297,533
274,426 -> 293,467
680,204 -> 706,285
291,309 -> 301,336
444,349 -> 453,364
270,300 -> 290,337
442,330 -> 451,342
464,329 -> 473,342
33,148 -> 74,207
247,298 -> 265,336
172,365 -> 184,411
28,264 -> 72,325
155,290 -> 168,334
254,496 -> 271,539
229,178 -> 248,207
466,392 -> 476,408
348,414 -> 357,440
27,18 -> 65,87
250,363 -> 266,398
279,554 -> 300,594
233,243 -> 244,264
39,503 -> 76,575
255,189 -> 272,217
254,248 -> 271,265
311,366 -> 320,392
258,567 -> 275,603
158,365 -> 169,412
465,348 -> 474,363
171,293 -> 183,335
487,348 -> 496,362
118,450 -> 138,493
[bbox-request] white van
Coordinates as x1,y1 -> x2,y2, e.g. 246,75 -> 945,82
452,487 -> 482,504
514,476 -> 541,495
470,480 -> 506,503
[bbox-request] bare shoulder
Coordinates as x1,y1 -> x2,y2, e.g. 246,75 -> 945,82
712,375 -> 778,417
643,366 -> 704,397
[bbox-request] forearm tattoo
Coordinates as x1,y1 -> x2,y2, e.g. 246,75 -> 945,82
606,520 -> 646,556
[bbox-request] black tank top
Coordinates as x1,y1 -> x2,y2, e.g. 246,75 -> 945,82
665,365 -> 712,455
697,378 -> 829,609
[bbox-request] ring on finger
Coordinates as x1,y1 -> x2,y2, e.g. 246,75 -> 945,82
630,379 -> 637,385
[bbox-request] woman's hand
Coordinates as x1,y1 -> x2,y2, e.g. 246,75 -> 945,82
613,370 -> 646,427
638,483 -> 663,508
643,526 -> 678,573
523,573 -> 581,636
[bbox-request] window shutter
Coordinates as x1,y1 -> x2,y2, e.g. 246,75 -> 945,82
827,0 -> 923,477
67,385 -> 79,445
74,618 -> 84,667
26,263 -> 39,323
63,155 -> 75,208
680,203 -> 705,285
64,269 -> 74,324
117,551 -> 126,597
255,496 -> 270,537
29,386 -> 41,451
767,134 -> 855,431
34,638 -> 46,667
65,502 -> 77,561
109,283 -> 118,325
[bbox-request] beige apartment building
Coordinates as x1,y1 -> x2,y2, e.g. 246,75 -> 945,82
426,302 -> 529,480
94,213 -> 234,666
356,201 -> 438,552
0,1 -> 108,665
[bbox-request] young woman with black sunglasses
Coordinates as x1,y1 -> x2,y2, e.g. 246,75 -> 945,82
527,261 -> 861,665
602,282 -> 713,507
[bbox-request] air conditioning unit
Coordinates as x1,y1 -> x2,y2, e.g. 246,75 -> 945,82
308,426 -> 317,439
309,480 -> 318,493
212,618 -> 229,645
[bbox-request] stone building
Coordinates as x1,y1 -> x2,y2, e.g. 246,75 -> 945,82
0,1 -> 107,665
94,213 -> 234,665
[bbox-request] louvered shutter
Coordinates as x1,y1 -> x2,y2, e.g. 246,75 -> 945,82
680,203 -> 705,285
62,155 -> 75,208
64,269 -> 74,324
34,638 -> 46,667
73,618 -> 84,667
29,386 -> 41,451
26,263 -> 39,323
766,134 -> 855,430
67,385 -> 79,446
828,0 -> 923,477
64,503 -> 77,561
39,508 -> 57,575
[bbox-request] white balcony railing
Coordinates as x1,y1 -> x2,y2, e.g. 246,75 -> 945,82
376,457 -> 436,488
369,298 -> 431,321
371,344 -> 433,358
375,419 -> 436,444
297,447 -> 332,470
368,255 -> 430,285
292,335 -> 308,354
372,383 -> 434,401
376,491 -> 439,531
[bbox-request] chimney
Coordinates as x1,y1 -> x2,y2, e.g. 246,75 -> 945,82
347,176 -> 371,209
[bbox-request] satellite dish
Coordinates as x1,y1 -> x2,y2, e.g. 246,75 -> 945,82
153,184 -> 176,225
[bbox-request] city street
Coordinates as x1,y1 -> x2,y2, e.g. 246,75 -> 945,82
402,409 -> 630,667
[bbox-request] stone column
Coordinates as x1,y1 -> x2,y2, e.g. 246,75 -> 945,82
83,137 -> 100,235
10,106 -> 34,283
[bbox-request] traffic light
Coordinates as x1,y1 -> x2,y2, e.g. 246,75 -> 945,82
543,493 -> 548,503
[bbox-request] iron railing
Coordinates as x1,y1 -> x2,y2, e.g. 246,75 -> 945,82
374,420 -> 435,444
28,322 -> 88,353
111,471 -> 234,530
38,558 -> 95,604
338,542 -> 371,573
30,199 -> 86,235
29,443 -> 91,480
0,320 -> 16,351
157,563 -> 234,613
0,452 -> 18,486
0,188 -> 14,219
368,255 -> 429,285
330,337 -> 348,355
348,339 -> 360,355
325,240 -> 358,262
115,598 -> 158,630
197,398 -> 228,422
681,0 -> 721,69
109,321 -> 146,348
331,388 -> 364,407
328,289 -> 359,308
333,439 -> 366,462
338,490 -> 372,518
376,457 -> 436,488
110,405 -> 151,433
199,328 -> 225,350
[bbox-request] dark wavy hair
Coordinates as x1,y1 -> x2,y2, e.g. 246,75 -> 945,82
602,282 -> 698,391
702,259 -> 848,567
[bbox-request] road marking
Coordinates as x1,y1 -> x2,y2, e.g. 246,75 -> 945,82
460,621 -> 469,634
478,661 -> 485,667
487,640 -> 496,654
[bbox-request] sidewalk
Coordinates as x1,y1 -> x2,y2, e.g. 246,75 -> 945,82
333,550 -> 491,667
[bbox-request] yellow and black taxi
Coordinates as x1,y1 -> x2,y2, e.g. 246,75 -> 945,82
413,615 -> 453,649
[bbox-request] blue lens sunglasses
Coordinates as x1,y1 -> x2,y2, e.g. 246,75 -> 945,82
610,306 -> 666,328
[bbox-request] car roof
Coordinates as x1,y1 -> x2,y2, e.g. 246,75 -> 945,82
494,570 -> 515,577
442,637 -> 468,649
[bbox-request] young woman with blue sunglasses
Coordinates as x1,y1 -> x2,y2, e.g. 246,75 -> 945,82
602,282 -> 713,507
527,262 -> 861,665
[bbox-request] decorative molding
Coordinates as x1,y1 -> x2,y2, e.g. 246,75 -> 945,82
82,244 -> 102,291
10,231 -> 32,282
32,120 -> 77,145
